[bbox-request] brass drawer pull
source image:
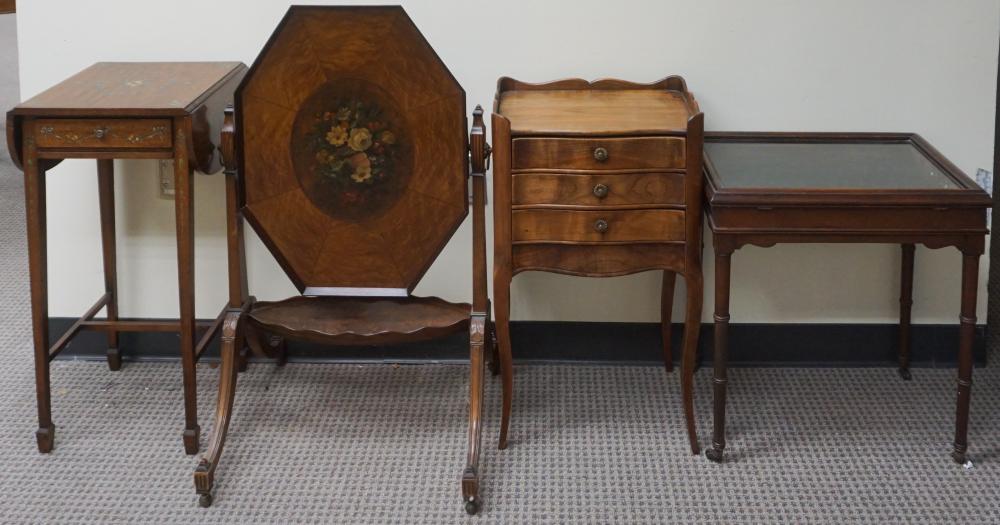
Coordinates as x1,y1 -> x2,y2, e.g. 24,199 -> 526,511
593,146 -> 609,162
592,183 -> 609,198
594,219 -> 609,233
93,127 -> 109,139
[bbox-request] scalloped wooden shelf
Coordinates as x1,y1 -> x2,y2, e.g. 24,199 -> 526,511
248,295 -> 471,346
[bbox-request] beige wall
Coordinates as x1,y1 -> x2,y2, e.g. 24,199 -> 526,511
13,0 -> 999,324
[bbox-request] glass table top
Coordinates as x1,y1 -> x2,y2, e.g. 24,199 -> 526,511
705,141 -> 959,190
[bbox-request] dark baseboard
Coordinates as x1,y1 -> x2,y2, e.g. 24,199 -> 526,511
49,318 -> 987,368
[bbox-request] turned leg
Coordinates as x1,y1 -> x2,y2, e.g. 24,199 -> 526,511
681,271 -> 703,455
495,269 -> 513,450
707,250 -> 732,462
661,271 -> 677,373
898,244 -> 915,380
24,136 -> 54,453
462,315 -> 488,515
194,312 -> 243,507
97,159 -> 122,371
952,252 -> 980,464
174,128 -> 199,455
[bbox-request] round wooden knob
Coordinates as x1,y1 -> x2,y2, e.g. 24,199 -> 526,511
593,147 -> 609,162
594,219 -> 609,233
593,184 -> 609,198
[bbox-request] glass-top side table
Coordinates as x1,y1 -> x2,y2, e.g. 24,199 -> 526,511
702,132 -> 991,464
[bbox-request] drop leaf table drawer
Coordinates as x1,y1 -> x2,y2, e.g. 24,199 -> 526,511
512,136 -> 685,171
34,119 -> 172,149
513,171 -> 685,207
512,208 -> 685,243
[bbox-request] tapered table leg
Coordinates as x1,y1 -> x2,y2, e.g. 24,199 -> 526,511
707,249 -> 732,463
952,251 -> 980,464
898,244 -> 915,380
174,126 -> 199,455
24,135 -> 55,453
97,159 -> 121,371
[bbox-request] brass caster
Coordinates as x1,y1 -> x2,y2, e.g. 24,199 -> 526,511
464,497 -> 480,515
199,493 -> 213,508
898,367 -> 912,381
705,447 -> 724,463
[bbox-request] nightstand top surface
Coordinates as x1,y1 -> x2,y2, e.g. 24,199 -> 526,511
12,62 -> 245,117
498,89 -> 694,136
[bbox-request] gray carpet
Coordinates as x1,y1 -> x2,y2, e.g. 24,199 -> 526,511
2,159 -> 1000,523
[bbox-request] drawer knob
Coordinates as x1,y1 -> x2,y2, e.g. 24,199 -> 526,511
593,146 -> 609,162
93,127 -> 108,139
592,183 -> 609,198
594,219 -> 609,233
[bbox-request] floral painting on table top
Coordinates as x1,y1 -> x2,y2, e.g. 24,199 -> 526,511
291,79 -> 412,221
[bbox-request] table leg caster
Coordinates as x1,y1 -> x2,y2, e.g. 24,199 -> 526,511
897,367 -> 912,381
705,446 -> 724,463
951,449 -> 967,465
198,493 -> 213,508
464,497 -> 480,515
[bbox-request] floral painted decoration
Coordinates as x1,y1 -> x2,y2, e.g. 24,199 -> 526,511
307,100 -> 401,197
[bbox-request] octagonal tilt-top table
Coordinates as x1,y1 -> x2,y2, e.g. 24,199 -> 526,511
702,132 -> 991,464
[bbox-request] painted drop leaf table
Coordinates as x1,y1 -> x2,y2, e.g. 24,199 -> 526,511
6,61 -> 246,456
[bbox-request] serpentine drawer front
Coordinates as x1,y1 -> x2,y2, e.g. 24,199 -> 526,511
512,136 -> 685,171
511,208 -> 686,244
512,171 -> 686,207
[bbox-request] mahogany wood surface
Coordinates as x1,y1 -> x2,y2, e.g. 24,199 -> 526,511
34,118 -> 172,149
12,62 -> 243,116
235,5 -> 467,293
512,171 -> 685,207
702,132 -> 990,465
0,0 -> 14,14
493,76 -> 705,457
194,7 -> 493,515
248,296 -> 471,346
512,136 -> 685,170
499,88 -> 693,136
6,61 -> 247,457
511,208 -> 685,244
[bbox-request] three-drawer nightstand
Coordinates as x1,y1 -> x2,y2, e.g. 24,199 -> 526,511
491,76 -> 705,454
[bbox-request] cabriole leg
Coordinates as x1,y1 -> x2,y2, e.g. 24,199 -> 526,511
681,271 -> 703,455
661,271 -> 677,373
495,270 -> 513,450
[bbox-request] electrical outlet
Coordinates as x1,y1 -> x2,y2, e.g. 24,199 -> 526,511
159,159 -> 175,198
